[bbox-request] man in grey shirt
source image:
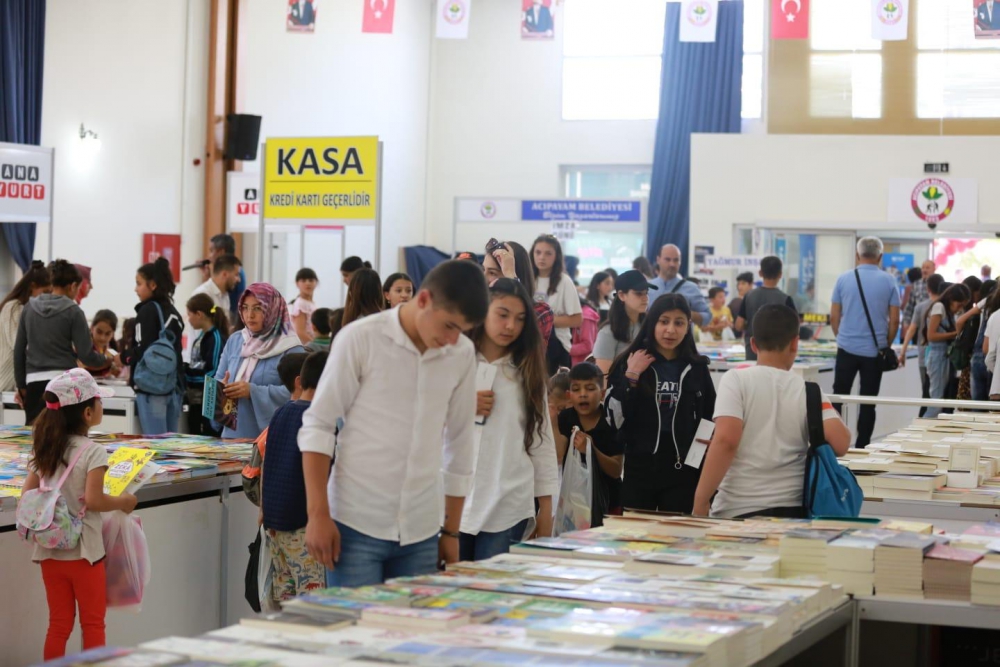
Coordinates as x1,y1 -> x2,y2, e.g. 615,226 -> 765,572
735,256 -> 797,361
901,273 -> 944,417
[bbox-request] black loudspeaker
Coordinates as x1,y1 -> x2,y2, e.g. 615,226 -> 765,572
226,114 -> 262,161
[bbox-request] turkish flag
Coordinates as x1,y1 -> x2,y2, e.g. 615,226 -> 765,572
771,0 -> 809,39
363,0 -> 395,34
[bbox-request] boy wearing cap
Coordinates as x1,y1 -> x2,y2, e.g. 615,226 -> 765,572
593,270 -> 657,376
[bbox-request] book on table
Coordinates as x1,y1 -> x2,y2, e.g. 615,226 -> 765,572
923,544 -> 984,602
239,610 -> 354,634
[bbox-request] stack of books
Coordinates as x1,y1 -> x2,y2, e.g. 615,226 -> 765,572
874,532 -> 940,598
872,473 -> 948,501
971,560 -> 1000,606
922,544 -> 984,601
778,529 -> 842,578
826,529 -> 895,596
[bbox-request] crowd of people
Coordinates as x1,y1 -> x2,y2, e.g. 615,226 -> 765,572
16,231 -> 945,659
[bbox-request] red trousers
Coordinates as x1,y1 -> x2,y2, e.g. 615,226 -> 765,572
40,559 -> 107,660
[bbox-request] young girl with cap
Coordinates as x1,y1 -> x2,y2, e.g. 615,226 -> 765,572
214,283 -> 306,438
593,270 -> 655,376
21,369 -> 137,659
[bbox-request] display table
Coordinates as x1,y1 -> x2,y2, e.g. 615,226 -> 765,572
1,383 -> 139,435
1,472 -> 259,667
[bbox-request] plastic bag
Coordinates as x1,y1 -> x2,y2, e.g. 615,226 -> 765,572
554,431 -> 593,536
102,512 -> 151,609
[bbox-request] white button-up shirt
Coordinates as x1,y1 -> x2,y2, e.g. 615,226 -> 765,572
461,354 -> 560,536
298,307 -> 477,545
193,278 -> 230,320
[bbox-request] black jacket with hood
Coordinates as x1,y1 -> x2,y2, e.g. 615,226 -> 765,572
130,297 -> 186,394
13,294 -> 109,388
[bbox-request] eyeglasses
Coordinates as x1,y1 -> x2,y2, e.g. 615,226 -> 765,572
239,305 -> 265,315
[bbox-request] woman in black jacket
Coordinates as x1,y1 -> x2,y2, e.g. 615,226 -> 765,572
607,293 -> 716,514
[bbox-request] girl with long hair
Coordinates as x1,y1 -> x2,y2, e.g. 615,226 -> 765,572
607,293 -> 716,513
214,283 -> 305,438
483,239 -> 554,346
290,267 -> 319,344
14,261 -> 109,424
342,268 -> 385,327
463,278 -> 559,561
925,283 -> 976,417
22,370 -> 136,659
80,310 -> 122,378
586,271 -> 614,321
382,272 -> 414,308
531,235 -> 582,374
132,257 -> 185,435
0,260 -> 50,391
340,256 -> 371,286
184,293 -> 231,435
593,270 -> 653,376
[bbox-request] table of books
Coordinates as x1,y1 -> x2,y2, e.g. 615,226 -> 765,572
37,512 -> 1000,667
0,427 -> 262,666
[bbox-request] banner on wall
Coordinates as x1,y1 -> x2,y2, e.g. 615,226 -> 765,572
263,136 -> 379,221
363,0 -> 395,34
436,0 -> 471,39
227,171 -> 261,233
522,0 -> 555,40
679,0 -> 719,42
771,0 -> 809,39
871,0 -> 908,41
457,198 -> 522,223
887,177 -> 978,228
142,234 -> 182,283
287,0 -> 317,33
798,234 -> 815,298
705,255 -> 762,270
0,143 -> 53,223
975,0 -> 1000,39
521,200 -> 642,223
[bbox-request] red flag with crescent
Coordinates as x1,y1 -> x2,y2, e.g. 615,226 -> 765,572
363,0 -> 396,33
771,0 -> 808,39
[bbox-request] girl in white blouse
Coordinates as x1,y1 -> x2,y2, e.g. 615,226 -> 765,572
531,235 -> 583,374
462,278 -> 560,561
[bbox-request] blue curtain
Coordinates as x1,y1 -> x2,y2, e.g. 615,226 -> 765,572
0,0 -> 46,271
403,245 -> 450,288
647,1 -> 743,270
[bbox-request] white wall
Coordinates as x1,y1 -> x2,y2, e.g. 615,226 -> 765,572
39,0 -> 208,325
690,134 -> 1000,260
425,0 -> 657,254
241,0 -> 432,302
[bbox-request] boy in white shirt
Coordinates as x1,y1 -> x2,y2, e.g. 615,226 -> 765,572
693,304 -> 851,519
298,261 -> 489,587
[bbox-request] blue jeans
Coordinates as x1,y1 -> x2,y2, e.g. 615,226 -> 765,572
459,518 -> 530,562
925,343 -> 952,419
972,350 -> 991,402
325,522 -> 438,588
135,391 -> 182,435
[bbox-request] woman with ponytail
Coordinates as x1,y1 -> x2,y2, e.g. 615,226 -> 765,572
0,260 -> 51,391
184,293 -> 231,435
132,257 -> 185,434
13,261 -> 109,424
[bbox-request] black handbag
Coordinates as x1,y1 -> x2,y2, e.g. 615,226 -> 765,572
854,270 -> 899,372
244,530 -> 262,613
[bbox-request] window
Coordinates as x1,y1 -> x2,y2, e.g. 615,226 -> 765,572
562,0 -> 765,121
808,0 -> 882,118
562,165 -> 652,198
916,1 -> 1000,119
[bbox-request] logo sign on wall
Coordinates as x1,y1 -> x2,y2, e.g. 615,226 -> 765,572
0,143 -> 53,223
263,136 -> 379,222
456,198 -> 522,223
705,255 -> 762,270
887,177 -> 977,228
227,171 -> 262,232
521,200 -> 642,223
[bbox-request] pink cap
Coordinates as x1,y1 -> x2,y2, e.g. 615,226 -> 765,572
44,369 -> 114,410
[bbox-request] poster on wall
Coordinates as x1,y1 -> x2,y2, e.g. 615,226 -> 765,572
436,0 -> 471,39
522,0 -> 555,39
975,0 -> 1000,39
883,252 -> 914,291
679,0 -> 719,43
887,177 -> 978,228
287,0 -> 317,33
363,0 -> 395,34
142,234 -> 182,283
0,143 -> 53,223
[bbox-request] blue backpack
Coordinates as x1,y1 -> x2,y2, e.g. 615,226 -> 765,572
802,382 -> 863,518
133,302 -> 179,396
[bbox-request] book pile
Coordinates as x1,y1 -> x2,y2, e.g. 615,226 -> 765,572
825,529 -> 895,596
872,473 -> 948,501
972,560 -> 1000,606
778,529 -> 842,578
874,532 -> 940,598
922,544 -> 984,601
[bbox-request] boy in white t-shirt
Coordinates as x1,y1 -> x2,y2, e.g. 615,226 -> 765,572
693,304 -> 851,519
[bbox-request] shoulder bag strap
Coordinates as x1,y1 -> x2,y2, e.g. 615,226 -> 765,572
152,301 -> 166,332
42,442 -> 92,493
804,382 -> 825,450
854,269 -> 882,352
671,278 -> 687,294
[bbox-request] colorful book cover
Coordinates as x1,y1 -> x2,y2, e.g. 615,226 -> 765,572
201,375 -> 237,430
103,447 -> 155,496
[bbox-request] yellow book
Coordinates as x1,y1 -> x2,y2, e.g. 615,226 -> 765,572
104,447 -> 155,496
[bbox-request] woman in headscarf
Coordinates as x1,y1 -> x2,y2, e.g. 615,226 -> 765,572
214,283 -> 306,438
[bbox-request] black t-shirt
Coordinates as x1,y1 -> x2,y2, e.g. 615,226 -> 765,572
558,406 -> 624,511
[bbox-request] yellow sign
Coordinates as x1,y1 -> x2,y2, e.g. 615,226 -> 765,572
263,136 -> 378,221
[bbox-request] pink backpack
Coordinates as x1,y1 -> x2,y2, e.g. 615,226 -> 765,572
16,444 -> 91,550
